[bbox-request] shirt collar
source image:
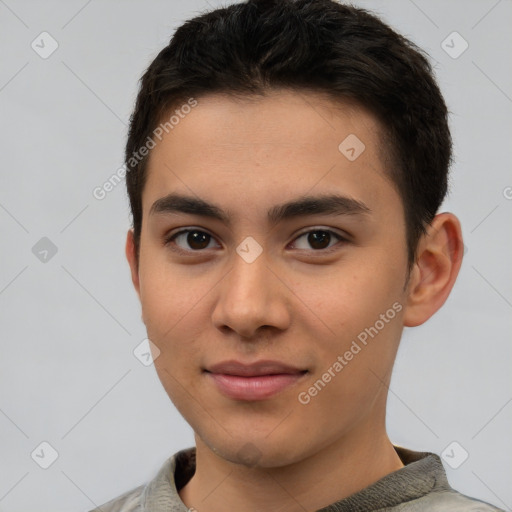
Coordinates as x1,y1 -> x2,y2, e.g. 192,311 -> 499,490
141,445 -> 446,512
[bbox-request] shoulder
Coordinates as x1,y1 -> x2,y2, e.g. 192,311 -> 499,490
86,448 -> 195,512
387,447 -> 503,511
391,488 -> 504,511
88,484 -> 145,512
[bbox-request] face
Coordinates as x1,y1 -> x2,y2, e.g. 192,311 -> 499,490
128,90 -> 412,468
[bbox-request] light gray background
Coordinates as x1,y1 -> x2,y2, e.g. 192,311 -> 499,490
0,0 -> 511,510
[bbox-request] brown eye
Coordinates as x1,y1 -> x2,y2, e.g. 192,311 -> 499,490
185,230 -> 211,250
165,229 -> 219,252
307,231 -> 331,249
291,229 -> 346,252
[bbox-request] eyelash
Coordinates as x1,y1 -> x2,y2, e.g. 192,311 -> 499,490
163,227 -> 348,256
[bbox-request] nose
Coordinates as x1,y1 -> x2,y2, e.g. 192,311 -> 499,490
211,248 -> 291,340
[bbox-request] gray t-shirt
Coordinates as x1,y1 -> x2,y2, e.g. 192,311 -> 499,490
90,445 -> 503,511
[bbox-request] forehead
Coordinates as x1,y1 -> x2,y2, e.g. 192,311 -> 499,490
152,90 -> 382,155
142,90 -> 399,222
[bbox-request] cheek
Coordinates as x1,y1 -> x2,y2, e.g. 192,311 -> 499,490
304,257 -> 406,393
138,275 -> 197,377
309,262 -> 403,339
138,251 -> 202,331
142,280 -> 207,411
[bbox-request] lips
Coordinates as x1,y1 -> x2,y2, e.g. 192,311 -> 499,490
206,359 -> 306,377
204,360 -> 308,400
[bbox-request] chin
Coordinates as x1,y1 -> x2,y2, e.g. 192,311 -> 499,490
198,430 -> 313,469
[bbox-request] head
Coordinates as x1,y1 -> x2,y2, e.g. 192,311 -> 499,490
125,0 -> 463,468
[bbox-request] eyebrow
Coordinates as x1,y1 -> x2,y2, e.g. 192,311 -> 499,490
149,192 -> 371,227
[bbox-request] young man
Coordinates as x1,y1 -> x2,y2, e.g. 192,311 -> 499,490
92,1 -> 501,510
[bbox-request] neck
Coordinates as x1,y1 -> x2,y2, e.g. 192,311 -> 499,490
178,419 -> 404,512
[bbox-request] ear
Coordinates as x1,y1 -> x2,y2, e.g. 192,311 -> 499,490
403,213 -> 464,327
125,229 -> 141,302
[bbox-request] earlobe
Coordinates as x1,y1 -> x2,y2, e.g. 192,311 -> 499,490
125,229 -> 142,301
402,213 -> 464,327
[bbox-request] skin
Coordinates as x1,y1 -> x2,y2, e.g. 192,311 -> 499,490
125,90 -> 464,512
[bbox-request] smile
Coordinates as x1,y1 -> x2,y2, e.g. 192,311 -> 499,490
203,359 -> 309,400
205,372 -> 308,401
